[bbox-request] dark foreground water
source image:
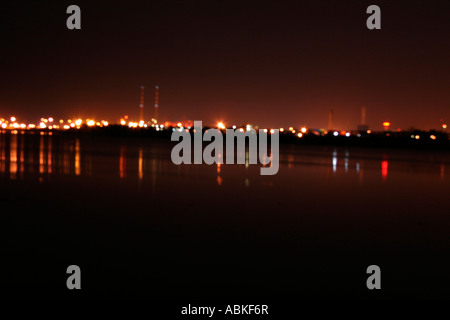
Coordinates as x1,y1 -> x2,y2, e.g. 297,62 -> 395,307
0,132 -> 449,299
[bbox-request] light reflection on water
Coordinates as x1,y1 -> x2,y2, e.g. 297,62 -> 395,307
0,132 -> 449,186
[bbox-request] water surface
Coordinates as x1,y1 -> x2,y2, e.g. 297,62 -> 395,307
1,132 -> 449,299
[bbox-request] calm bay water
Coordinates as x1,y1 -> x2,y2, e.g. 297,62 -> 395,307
1,132 -> 449,299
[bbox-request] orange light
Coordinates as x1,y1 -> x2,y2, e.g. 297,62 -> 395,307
430,135 -> 437,140
217,122 -> 225,130
443,124 -> 448,129
301,127 -> 307,133
383,122 -> 391,127
297,133 -> 303,138
10,116 -> 16,122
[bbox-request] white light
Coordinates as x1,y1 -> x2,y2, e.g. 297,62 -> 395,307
345,132 -> 351,137
332,151 -> 338,173
333,131 -> 339,136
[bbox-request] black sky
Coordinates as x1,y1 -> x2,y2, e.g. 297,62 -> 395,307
1,0 -> 449,130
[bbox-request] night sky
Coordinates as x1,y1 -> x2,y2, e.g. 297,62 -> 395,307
1,0 -> 449,130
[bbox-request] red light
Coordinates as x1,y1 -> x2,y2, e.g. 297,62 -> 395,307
382,160 -> 388,180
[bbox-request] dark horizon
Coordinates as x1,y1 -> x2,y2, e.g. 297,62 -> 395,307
1,0 -> 449,130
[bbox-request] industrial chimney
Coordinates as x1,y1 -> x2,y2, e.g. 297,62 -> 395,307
357,106 -> 370,132
139,86 -> 145,123
154,85 -> 159,123
328,109 -> 334,130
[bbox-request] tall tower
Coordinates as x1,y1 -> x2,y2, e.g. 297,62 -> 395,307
361,106 -> 366,125
154,85 -> 159,123
328,109 -> 334,130
139,86 -> 145,123
358,106 -> 369,132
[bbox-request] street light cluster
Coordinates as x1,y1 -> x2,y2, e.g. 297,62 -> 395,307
0,116 -> 109,131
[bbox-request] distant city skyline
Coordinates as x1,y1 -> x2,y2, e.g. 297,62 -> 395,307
1,1 -> 449,130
